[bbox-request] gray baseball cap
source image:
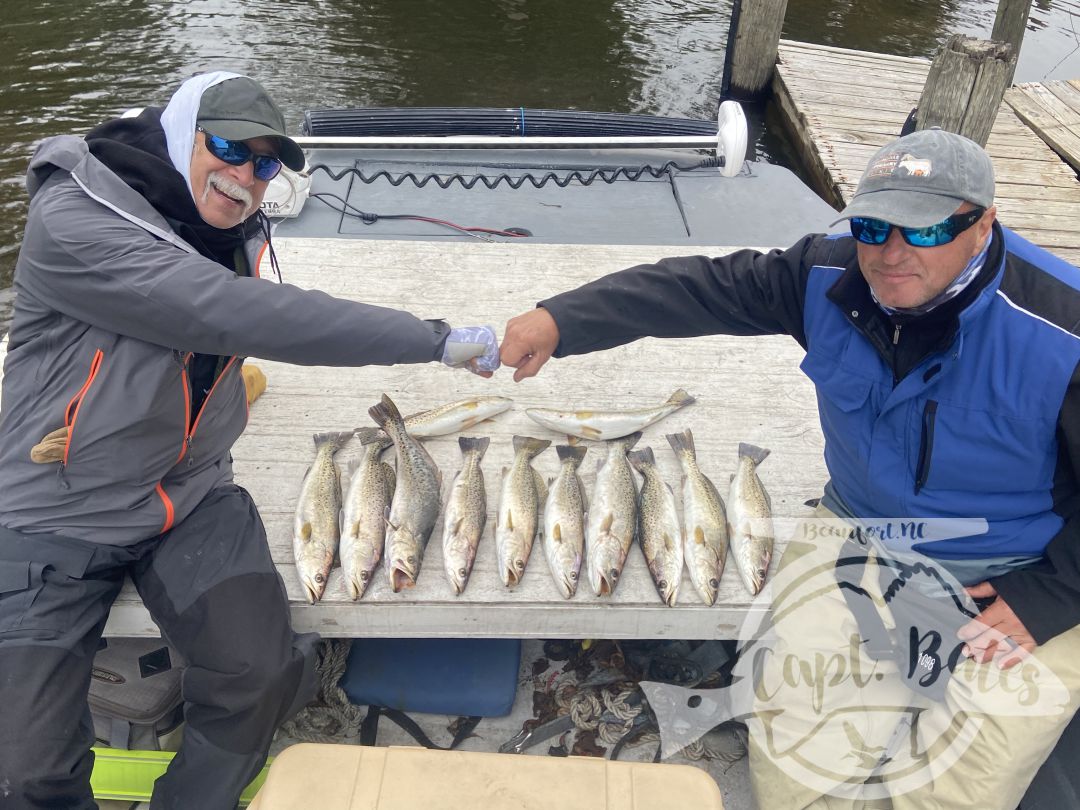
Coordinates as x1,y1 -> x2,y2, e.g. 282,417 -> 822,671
197,77 -> 306,171
831,128 -> 995,228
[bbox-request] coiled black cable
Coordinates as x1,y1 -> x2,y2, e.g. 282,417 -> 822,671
306,157 -> 723,192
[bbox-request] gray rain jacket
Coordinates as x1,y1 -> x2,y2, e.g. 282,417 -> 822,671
0,135 -> 448,546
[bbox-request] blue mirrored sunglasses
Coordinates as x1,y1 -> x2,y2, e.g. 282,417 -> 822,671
850,207 -> 986,248
197,126 -> 283,181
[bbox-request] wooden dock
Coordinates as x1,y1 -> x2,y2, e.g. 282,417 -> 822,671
69,238 -> 825,639
774,39 -> 1080,267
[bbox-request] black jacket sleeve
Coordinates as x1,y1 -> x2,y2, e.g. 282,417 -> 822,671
991,362 -> 1080,644
539,234 -> 829,357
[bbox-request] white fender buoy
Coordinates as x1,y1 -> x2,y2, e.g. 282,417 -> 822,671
716,100 -> 748,178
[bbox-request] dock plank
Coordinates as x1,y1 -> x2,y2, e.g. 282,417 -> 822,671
76,238 -> 828,638
776,39 -> 1080,263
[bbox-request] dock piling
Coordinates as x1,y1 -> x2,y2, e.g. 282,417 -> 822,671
725,0 -> 789,99
915,35 -> 1016,147
992,0 -> 1033,86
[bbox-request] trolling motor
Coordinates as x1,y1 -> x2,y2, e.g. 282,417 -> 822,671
716,99 -> 748,177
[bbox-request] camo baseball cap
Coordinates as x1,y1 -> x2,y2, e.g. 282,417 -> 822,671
197,77 -> 305,171
831,128 -> 995,228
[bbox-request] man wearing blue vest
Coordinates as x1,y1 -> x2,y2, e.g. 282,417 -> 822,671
499,128 -> 1080,807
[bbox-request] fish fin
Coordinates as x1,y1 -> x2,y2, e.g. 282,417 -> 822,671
627,447 -> 654,470
451,517 -> 465,536
351,521 -> 361,537
666,428 -> 695,457
300,522 -> 312,542
552,523 -> 562,543
694,526 -> 706,546
506,510 -> 514,532
459,435 -> 490,457
383,504 -> 398,532
662,531 -> 676,551
313,431 -> 352,453
383,463 -> 397,499
620,431 -> 643,451
513,435 -> 551,458
532,469 -> 548,506
600,512 -> 614,533
804,497 -> 821,508
566,435 -> 581,446
354,426 -> 387,446
368,394 -> 404,431
738,442 -> 771,466
580,425 -> 603,440
556,444 -> 588,464
667,388 -> 697,409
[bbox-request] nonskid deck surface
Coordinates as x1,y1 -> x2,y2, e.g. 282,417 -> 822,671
275,146 -> 842,248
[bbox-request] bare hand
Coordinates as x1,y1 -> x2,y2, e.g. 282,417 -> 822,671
958,582 -> 1036,669
499,308 -> 560,382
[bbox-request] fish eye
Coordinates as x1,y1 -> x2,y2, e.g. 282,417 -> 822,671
569,572 -> 578,581
610,569 -> 620,580
408,555 -> 416,564
360,572 -> 369,582
709,578 -> 719,588
458,568 -> 467,577
515,560 -> 525,571
315,573 -> 325,584
659,580 -> 668,590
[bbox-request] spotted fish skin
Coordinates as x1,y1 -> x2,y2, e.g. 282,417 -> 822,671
585,432 -> 641,597
495,435 -> 550,587
728,442 -> 774,596
368,394 -> 442,593
543,444 -> 588,599
367,396 -> 513,441
292,431 -> 352,603
629,447 -> 685,607
340,429 -> 395,600
667,429 -> 727,606
442,436 -> 489,595
525,389 -> 695,442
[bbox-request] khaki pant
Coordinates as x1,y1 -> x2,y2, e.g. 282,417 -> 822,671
748,504 -> 1080,810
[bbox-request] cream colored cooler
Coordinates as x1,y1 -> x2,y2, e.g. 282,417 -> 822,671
248,744 -> 725,809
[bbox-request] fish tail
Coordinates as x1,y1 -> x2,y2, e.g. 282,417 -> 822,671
556,444 -> 588,464
627,447 -> 655,471
665,428 -> 695,458
459,435 -> 491,458
513,435 -> 551,459
354,426 -> 391,449
368,394 -> 404,432
667,388 -> 697,409
313,431 -> 352,453
739,442 -> 771,467
618,431 -> 643,452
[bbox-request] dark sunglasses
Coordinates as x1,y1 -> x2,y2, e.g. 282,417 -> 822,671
850,207 -> 986,248
197,126 -> 283,181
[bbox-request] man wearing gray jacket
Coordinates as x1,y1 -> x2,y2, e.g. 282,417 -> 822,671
0,72 -> 498,809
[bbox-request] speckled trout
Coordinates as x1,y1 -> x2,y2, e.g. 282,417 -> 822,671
366,396 -> 513,441
629,447 -> 685,607
542,445 -> 588,599
586,432 -> 641,597
368,394 -> 442,593
495,435 -> 550,587
292,431 -> 352,603
340,429 -> 396,600
442,436 -> 489,595
525,389 -> 695,441
728,443 -> 774,596
667,429 -> 727,606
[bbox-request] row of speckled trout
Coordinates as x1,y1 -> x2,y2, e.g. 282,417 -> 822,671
291,392 -> 774,605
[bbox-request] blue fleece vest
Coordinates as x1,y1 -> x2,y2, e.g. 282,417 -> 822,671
801,228 -> 1080,558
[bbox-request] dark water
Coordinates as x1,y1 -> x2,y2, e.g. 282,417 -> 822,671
2,0 -> 1080,298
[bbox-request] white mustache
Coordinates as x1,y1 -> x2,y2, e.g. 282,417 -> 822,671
201,171 -> 255,216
